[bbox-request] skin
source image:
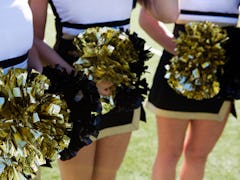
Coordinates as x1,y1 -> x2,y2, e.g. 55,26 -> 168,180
139,8 -> 177,55
138,0 -> 179,22
96,80 -> 114,97
29,0 -> 73,74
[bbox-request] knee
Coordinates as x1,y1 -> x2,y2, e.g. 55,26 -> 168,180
157,148 -> 182,164
92,168 -> 117,180
183,146 -> 208,164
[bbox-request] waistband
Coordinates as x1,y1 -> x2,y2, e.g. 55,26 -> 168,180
180,10 -> 239,18
61,18 -> 130,29
175,22 -> 236,29
0,52 -> 28,69
177,10 -> 239,26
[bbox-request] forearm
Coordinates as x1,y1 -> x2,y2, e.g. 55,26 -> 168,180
33,39 -> 73,73
138,0 -> 179,23
29,0 -> 72,73
139,8 -> 176,55
28,46 -> 43,72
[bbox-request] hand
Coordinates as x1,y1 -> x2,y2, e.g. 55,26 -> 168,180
96,80 -> 115,96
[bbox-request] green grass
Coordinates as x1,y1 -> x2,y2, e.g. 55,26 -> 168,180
41,5 -> 240,180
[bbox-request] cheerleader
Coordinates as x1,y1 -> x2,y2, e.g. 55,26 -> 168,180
139,0 -> 240,179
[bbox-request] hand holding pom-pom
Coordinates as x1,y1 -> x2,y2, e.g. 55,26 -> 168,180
73,27 -> 152,113
165,21 -> 228,100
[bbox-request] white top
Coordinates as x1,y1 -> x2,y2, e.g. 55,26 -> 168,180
177,0 -> 240,25
50,0 -> 134,35
0,0 -> 33,71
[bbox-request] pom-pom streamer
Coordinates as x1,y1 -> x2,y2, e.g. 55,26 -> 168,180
73,27 -> 152,112
165,21 -> 228,100
42,65 -> 101,160
0,68 -> 70,179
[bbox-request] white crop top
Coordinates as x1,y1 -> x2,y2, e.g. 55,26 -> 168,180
0,0 -> 33,60
50,0 -> 135,35
177,0 -> 240,25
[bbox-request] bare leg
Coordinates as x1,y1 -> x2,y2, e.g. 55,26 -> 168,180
152,116 -> 189,180
180,118 -> 228,180
92,132 -> 132,180
58,142 -> 96,180
31,169 -> 41,180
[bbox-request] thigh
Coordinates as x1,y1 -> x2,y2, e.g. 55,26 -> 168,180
58,142 -> 96,180
93,132 -> 131,178
156,116 -> 189,155
31,169 -> 41,180
184,118 -> 228,156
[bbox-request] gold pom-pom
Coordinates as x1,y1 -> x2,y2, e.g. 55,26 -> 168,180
0,68 -> 70,179
165,21 -> 228,100
73,27 -> 138,88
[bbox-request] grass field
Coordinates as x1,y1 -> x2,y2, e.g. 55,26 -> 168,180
41,5 -> 240,180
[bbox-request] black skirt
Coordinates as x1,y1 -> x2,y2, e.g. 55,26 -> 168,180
96,106 -> 145,138
146,24 -> 238,121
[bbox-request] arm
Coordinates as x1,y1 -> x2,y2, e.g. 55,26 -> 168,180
28,46 -> 43,72
138,0 -> 179,23
29,0 -> 73,73
139,8 -> 177,55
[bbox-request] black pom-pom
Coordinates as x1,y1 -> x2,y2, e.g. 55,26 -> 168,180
42,65 -> 101,160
